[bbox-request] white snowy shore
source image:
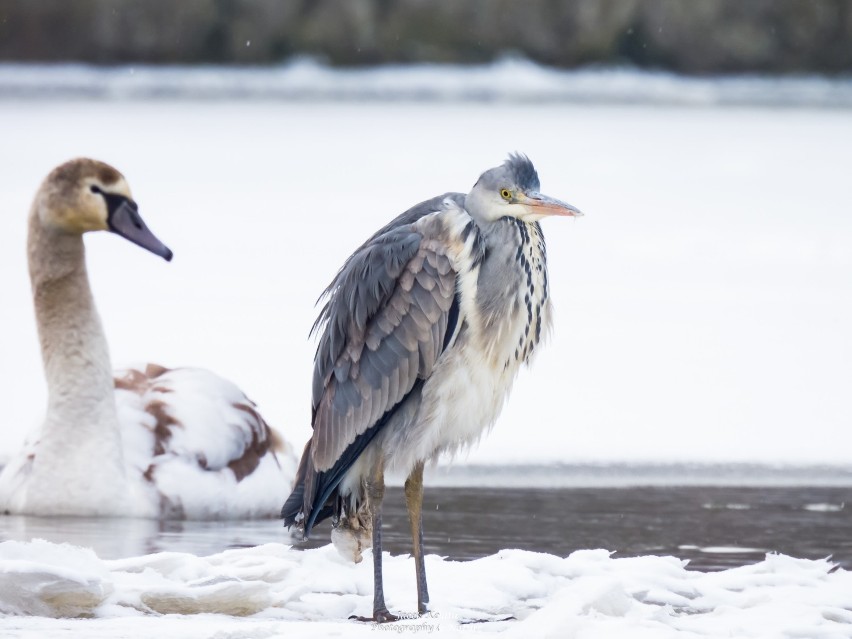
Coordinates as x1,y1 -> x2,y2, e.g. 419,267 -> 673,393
1,70 -> 851,637
1,539 -> 850,638
2,59 -> 852,107
2,98 -> 852,469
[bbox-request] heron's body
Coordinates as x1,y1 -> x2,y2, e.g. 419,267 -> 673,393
343,208 -> 551,492
0,158 -> 296,520
282,155 -> 580,620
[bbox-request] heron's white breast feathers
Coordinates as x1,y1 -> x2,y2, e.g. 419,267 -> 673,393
384,217 -> 552,472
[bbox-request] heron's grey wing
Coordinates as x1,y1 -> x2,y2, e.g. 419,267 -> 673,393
310,192 -> 465,337
361,192 -> 466,247
310,208 -> 463,472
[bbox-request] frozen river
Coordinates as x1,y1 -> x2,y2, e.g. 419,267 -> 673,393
1,86 -> 851,470
1,65 -> 851,637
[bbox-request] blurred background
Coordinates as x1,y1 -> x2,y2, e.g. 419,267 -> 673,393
1,0 -> 851,475
1,0 -> 851,74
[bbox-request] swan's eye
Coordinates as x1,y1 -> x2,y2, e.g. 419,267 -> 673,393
90,185 -> 103,194
500,188 -> 512,201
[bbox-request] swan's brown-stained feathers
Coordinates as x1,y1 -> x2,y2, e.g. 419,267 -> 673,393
114,365 -> 284,490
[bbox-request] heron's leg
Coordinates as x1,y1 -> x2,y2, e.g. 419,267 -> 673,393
404,461 -> 429,615
366,456 -> 397,623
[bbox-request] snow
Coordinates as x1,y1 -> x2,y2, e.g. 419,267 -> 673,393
1,91 -> 851,469
422,463 -> 852,488
1,64 -> 852,474
1,65 -> 849,636
1,539 -> 850,637
2,58 -> 852,107
804,504 -> 846,513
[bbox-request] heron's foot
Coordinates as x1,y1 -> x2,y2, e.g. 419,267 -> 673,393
418,602 -> 430,616
459,615 -> 517,625
350,608 -> 399,623
375,608 -> 400,623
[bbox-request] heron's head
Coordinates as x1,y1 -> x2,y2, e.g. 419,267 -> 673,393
465,153 -> 583,224
37,158 -> 173,261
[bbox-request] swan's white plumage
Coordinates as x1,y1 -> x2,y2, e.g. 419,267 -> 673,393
0,158 -> 296,519
114,365 -> 297,519
0,366 -> 297,519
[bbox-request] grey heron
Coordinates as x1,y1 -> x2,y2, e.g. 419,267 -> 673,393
282,154 -> 582,621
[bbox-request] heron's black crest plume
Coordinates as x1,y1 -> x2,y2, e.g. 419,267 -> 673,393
505,153 -> 540,192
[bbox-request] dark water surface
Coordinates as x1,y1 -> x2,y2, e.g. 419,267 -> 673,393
302,485 -> 852,571
2,485 -> 849,571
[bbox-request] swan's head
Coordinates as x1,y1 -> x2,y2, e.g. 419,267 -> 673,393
38,158 -> 173,261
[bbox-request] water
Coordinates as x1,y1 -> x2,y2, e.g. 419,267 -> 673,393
2,485 -> 848,571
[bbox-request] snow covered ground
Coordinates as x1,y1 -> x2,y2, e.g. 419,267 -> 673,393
2,72 -> 851,467
2,539 -> 851,638
1,62 -> 851,638
3,58 -> 852,107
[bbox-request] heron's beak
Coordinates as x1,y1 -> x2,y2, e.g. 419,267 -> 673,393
105,195 -> 173,261
521,191 -> 583,217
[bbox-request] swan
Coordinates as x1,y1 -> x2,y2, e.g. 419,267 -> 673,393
0,158 -> 296,519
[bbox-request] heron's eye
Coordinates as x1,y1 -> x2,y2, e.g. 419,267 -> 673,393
90,185 -> 103,194
500,188 -> 512,201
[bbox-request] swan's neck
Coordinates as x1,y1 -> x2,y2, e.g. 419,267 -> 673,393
27,205 -> 128,511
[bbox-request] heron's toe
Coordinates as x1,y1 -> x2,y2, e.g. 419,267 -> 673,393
349,608 -> 399,624
375,609 -> 399,623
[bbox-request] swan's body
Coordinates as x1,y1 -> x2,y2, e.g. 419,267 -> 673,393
0,158 -> 295,519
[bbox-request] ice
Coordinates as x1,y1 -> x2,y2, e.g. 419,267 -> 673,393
1,90 -> 850,470
698,546 -> 763,554
1,59 -> 852,107
2,539 -> 851,637
1,63 -> 850,637
0,540 -> 112,617
804,503 -> 846,513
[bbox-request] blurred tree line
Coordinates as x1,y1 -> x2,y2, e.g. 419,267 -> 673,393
0,0 -> 849,74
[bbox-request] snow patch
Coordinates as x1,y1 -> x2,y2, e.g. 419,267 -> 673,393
804,503 -> 845,513
2,59 -> 852,107
2,540 -> 850,637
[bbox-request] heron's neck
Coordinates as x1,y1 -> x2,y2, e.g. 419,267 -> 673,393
473,217 -> 550,366
480,217 -> 546,263
28,208 -> 124,463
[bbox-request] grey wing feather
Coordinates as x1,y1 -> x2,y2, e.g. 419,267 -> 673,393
311,192 -> 463,408
309,197 -> 463,472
